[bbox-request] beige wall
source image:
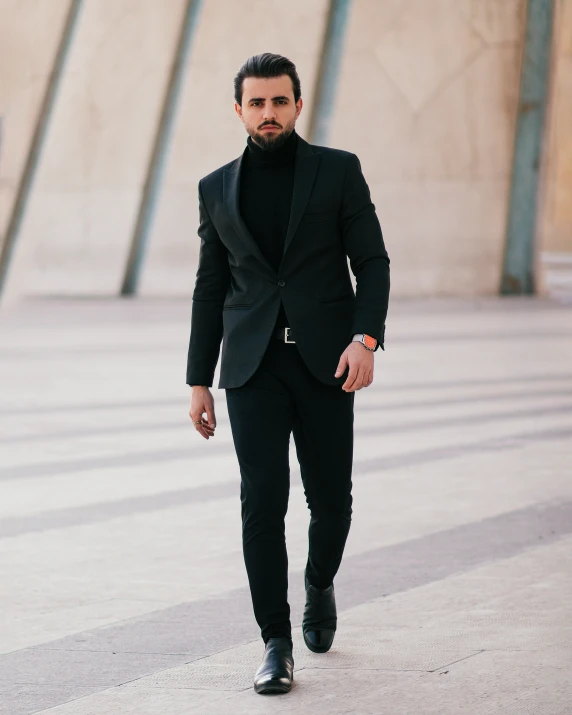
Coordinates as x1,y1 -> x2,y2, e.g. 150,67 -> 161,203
537,0 -> 572,297
1,0 -> 553,300
0,0 -> 71,252
330,0 -> 525,296
139,0 -> 329,295
540,0 -> 572,255
4,0 -> 187,298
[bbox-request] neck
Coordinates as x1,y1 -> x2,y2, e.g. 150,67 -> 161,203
246,129 -> 298,165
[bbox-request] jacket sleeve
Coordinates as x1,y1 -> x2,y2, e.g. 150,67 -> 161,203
186,180 -> 231,386
339,153 -> 390,351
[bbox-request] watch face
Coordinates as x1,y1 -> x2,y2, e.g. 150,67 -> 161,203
363,334 -> 376,350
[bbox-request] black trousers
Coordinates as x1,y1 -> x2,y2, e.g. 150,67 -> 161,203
225,335 -> 355,642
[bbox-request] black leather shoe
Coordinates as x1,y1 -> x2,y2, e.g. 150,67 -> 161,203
302,575 -> 337,653
253,637 -> 294,695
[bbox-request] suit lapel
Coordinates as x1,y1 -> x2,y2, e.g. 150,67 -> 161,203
222,135 -> 320,272
223,151 -> 277,277
283,137 -> 320,259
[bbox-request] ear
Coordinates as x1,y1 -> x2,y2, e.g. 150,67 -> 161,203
295,97 -> 303,119
234,102 -> 244,121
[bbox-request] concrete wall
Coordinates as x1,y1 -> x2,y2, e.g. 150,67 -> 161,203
139,0 -> 329,295
1,0 -> 561,300
540,0 -> 572,254
0,0 -> 71,254
537,0 -> 572,297
330,0 -> 526,296
3,0 -> 187,298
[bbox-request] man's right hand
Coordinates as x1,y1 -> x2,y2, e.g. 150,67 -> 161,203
189,386 -> 216,440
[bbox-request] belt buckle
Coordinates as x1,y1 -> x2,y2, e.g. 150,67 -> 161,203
284,327 -> 295,343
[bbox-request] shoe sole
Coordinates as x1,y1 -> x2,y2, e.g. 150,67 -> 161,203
254,681 -> 293,695
303,632 -> 334,653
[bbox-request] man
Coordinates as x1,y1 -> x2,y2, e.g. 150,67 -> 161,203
186,53 -> 389,694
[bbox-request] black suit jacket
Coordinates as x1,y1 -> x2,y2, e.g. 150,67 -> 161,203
186,135 -> 390,390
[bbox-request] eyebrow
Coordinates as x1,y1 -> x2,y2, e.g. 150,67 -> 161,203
248,95 -> 290,103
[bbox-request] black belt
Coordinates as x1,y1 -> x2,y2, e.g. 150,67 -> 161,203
273,326 -> 296,343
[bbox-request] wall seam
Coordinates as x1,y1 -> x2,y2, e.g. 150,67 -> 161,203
120,0 -> 203,296
0,0 -> 84,299
500,0 -> 556,294
307,0 -> 353,146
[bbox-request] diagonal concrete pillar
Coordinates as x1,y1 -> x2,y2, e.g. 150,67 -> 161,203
329,0 -> 528,297
0,0 -> 75,297
139,0 -> 329,296
501,0 -> 555,295
3,0 -> 188,299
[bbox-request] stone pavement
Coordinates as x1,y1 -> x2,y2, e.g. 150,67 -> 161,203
0,296 -> 571,715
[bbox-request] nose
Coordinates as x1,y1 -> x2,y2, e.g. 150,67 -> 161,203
262,103 -> 277,121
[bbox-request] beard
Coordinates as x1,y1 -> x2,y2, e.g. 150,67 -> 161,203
247,117 -> 296,151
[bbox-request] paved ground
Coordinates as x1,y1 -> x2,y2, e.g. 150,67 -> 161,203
0,296 -> 571,715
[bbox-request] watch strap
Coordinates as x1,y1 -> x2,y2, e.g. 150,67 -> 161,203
352,333 -> 377,350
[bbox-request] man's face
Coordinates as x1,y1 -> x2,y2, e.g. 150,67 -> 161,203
235,75 -> 303,150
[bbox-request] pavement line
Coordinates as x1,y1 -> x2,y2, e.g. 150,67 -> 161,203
3,388 -> 572,445
359,402 -> 572,436
1,425 -> 570,538
1,500 -> 571,715
1,404 -> 571,482
2,373 -> 571,416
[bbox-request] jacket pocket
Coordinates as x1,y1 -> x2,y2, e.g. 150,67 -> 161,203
223,303 -> 252,310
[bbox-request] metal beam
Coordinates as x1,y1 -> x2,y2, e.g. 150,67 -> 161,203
0,0 -> 84,299
121,0 -> 203,296
501,0 -> 555,295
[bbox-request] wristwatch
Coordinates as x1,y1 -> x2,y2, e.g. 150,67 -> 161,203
352,333 -> 377,351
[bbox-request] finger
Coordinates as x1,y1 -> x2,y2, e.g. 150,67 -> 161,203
198,421 -> 215,436
342,369 -> 357,390
334,353 -> 348,378
195,419 -> 214,440
191,410 -> 212,427
205,404 -> 217,429
190,413 -> 214,438
352,367 -> 368,391
342,367 -> 361,391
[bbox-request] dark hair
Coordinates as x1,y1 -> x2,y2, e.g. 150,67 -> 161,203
234,53 -> 301,105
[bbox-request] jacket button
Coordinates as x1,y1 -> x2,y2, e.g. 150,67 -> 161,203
278,280 -> 286,287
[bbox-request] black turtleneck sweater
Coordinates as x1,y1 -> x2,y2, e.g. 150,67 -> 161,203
239,130 -> 298,330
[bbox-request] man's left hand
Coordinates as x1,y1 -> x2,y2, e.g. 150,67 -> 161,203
335,342 -> 374,392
